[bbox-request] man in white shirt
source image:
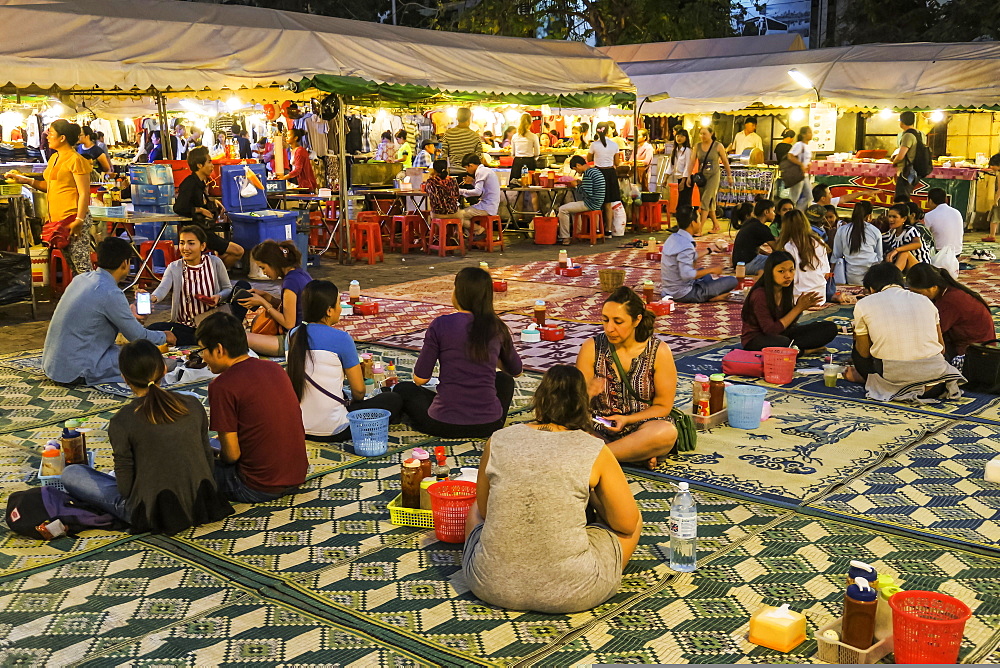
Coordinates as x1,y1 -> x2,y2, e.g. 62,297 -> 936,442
457,154 -> 500,237
923,188 -> 964,254
812,183 -> 864,209
729,117 -> 763,154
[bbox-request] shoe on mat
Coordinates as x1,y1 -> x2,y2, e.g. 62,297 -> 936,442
971,249 -> 987,260
984,250 -> 998,261
982,236 -> 996,242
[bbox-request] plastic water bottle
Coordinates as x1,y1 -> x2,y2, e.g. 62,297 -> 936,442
670,482 -> 698,572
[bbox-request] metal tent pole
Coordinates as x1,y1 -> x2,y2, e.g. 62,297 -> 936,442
155,90 -> 173,160
337,94 -> 353,265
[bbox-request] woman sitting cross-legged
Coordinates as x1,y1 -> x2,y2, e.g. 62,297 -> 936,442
906,263 -> 996,366
239,240 -> 312,357
62,340 -> 234,534
286,280 -> 403,442
394,267 -> 523,438
462,365 -> 642,614
576,287 -> 677,469
740,251 -> 838,353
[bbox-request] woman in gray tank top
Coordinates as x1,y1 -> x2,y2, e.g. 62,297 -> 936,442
462,365 -> 642,614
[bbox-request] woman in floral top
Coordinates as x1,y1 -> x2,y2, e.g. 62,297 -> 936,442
424,159 -> 460,215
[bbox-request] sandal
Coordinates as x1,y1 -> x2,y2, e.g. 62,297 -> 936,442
560,238 -> 571,246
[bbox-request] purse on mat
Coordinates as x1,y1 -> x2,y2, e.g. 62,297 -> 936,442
721,349 -> 765,377
609,346 -> 696,453
962,339 -> 1000,393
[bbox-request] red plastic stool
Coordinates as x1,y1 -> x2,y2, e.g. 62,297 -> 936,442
427,218 -> 465,257
389,215 -> 426,254
138,241 -> 178,279
469,215 -> 505,252
635,201 -> 664,232
49,248 -> 73,296
352,221 -> 384,265
573,210 -> 605,245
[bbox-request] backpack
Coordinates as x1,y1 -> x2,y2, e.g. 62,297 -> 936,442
5,487 -> 119,539
904,129 -> 933,179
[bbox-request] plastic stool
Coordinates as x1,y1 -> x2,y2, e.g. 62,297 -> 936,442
138,241 -> 178,279
573,210 -> 605,245
469,215 -> 504,252
352,221 -> 384,265
427,218 -> 465,257
49,248 -> 73,296
390,215 -> 426,254
636,201 -> 664,232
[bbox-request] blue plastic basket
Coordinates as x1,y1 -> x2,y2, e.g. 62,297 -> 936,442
347,408 -> 390,456
725,385 -> 767,430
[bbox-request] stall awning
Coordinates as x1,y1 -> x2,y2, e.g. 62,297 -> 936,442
0,0 -> 633,100
600,34 -> 805,63
625,41 -> 1000,114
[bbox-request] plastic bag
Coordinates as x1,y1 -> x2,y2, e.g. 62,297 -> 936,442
237,175 -> 258,199
931,246 -> 960,278
0,252 -> 30,306
610,201 -> 626,236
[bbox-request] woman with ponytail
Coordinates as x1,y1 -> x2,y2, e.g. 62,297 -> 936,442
907,263 -> 995,362
395,267 -> 523,438
62,340 -> 233,534
587,121 -> 623,234
576,287 -> 678,469
286,280 -> 402,441
241,239 -> 311,357
832,200 -> 881,285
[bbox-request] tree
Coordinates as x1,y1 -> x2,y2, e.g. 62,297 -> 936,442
838,0 -> 1000,45
433,0 -> 733,46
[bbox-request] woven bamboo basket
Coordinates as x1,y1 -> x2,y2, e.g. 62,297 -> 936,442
598,269 -> 625,292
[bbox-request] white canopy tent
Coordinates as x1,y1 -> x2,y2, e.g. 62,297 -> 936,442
600,34 -> 805,63
624,41 -> 1000,115
0,0 -> 632,98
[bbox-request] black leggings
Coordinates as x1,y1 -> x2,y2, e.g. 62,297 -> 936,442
743,321 -> 838,352
394,371 -> 515,439
306,391 -> 405,443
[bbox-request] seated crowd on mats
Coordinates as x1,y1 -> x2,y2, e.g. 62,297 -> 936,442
34,154 -> 995,613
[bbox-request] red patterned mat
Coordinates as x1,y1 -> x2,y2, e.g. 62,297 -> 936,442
336,299 -> 454,342
364,275 -> 597,311
492,261 -> 660,290
958,264 -> 1000,305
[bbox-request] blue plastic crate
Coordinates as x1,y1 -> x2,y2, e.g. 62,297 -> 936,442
133,183 -> 174,206
129,164 -> 173,185
134,221 -> 178,241
132,204 -> 175,215
221,164 -> 268,212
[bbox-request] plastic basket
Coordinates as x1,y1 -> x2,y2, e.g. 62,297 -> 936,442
387,493 -> 435,529
889,590 -> 971,664
815,617 -> 894,664
599,268 -> 625,292
89,205 -> 127,218
762,346 -> 798,385
347,408 -> 390,456
37,450 -> 96,492
427,480 -> 477,543
725,385 -> 767,429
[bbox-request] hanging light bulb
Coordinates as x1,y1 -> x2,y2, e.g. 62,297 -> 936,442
700,115 -> 712,127
930,110 -> 945,123
878,108 -> 894,119
226,97 -> 242,112
790,108 -> 806,123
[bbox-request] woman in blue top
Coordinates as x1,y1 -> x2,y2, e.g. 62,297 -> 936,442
395,267 -> 523,438
241,239 -> 311,357
286,280 -> 402,442
833,201 -> 883,285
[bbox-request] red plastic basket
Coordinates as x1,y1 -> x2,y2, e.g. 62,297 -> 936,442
427,480 -> 477,543
762,346 -> 798,384
889,591 -> 971,664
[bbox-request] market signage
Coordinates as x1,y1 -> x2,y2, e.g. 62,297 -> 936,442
815,174 -> 971,216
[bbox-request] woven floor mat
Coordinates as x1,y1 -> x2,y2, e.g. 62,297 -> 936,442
375,314 -> 712,373
363,275 -> 597,311
806,421 -> 1000,553
492,261 -> 660,291
337,299 -> 455,343
638,379 -> 946,506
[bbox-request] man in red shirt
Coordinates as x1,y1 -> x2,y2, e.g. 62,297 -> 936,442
196,313 -> 307,502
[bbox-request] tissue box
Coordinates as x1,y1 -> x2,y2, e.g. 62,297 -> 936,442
556,265 -> 583,277
355,301 -> 380,316
648,301 -> 675,316
492,280 -> 508,292
520,328 -> 541,343
646,252 -> 662,261
539,325 -> 565,341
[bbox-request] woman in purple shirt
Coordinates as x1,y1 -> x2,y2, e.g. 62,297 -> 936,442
240,240 -> 311,357
395,267 -> 523,438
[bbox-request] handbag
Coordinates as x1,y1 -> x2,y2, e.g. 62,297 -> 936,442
962,339 -> 1000,393
608,345 -> 696,453
691,141 -> 717,188
721,349 -> 765,377
779,157 -> 805,188
250,307 -> 284,336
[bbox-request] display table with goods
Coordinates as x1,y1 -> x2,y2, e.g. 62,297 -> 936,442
0,187 -> 36,317
810,159 -> 982,219
717,166 -> 778,217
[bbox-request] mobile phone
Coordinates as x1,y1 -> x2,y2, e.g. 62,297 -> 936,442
233,288 -> 253,303
195,294 -> 215,306
594,416 -> 614,428
136,292 -> 151,315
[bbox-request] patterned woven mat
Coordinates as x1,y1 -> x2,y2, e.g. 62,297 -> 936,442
492,261 -> 661,291
806,421 -> 1000,553
641,380 -> 946,506
954,264 -> 1000,306
375,314 -> 712,373
338,300 -> 455,344
363,275 -> 598,311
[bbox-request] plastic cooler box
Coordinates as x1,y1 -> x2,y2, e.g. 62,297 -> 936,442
134,220 -> 178,241
133,204 -> 175,215
129,164 -> 173,185
133,183 -> 174,206
229,209 -> 299,252
220,164 -> 268,212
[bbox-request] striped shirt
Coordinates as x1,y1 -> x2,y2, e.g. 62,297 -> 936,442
441,127 -> 483,171
177,260 -> 215,326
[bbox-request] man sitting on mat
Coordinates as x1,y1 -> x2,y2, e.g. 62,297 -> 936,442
661,205 -> 738,303
845,262 -> 964,403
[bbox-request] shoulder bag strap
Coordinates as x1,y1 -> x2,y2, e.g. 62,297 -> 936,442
304,373 -> 349,406
608,345 -> 653,406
